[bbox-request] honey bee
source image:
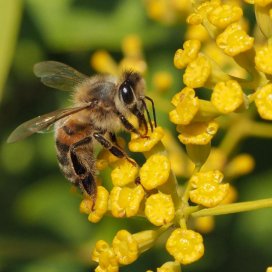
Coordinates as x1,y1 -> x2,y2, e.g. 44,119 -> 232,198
7,61 -> 156,202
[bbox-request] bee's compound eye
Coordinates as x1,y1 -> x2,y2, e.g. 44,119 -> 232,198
120,82 -> 134,104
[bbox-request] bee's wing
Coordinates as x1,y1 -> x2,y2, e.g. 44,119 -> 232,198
33,61 -> 89,91
7,105 -> 91,143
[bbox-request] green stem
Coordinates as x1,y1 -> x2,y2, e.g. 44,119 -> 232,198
219,116 -> 250,157
249,121 -> 272,138
191,198 -> 272,217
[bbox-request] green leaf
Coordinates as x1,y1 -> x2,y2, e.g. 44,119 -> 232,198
234,170 -> 272,254
25,0 -> 168,51
14,176 -> 93,243
0,0 -> 23,101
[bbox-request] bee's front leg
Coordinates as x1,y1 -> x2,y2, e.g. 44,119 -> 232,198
117,112 -> 149,138
93,132 -> 136,166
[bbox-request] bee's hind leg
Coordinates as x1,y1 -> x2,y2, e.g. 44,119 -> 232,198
93,132 -> 136,166
80,174 -> 97,209
70,136 -> 97,204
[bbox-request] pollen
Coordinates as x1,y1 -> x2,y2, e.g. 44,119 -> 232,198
87,186 -> 109,223
166,229 -> 204,265
254,83 -> 272,120
173,40 -> 201,69
189,170 -> 230,207
211,80 -> 244,114
169,87 -> 199,125
255,44 -> 272,75
129,126 -> 164,152
111,158 -> 139,187
92,240 -> 119,272
207,4 -> 243,29
183,55 -> 211,88
177,121 -> 219,145
112,230 -> 139,265
109,185 -> 144,217
145,192 -> 175,226
139,153 -> 171,190
216,23 -> 254,56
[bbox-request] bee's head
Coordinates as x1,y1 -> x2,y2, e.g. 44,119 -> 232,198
115,71 -> 156,134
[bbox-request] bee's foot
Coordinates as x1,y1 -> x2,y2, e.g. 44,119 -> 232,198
126,157 -> 137,167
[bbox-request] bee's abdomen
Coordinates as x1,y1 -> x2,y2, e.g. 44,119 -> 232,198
55,122 -> 95,186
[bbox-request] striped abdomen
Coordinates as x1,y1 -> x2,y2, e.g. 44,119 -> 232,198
55,119 -> 96,193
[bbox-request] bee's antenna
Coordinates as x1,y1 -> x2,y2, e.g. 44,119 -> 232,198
144,96 -> 157,128
140,98 -> 154,132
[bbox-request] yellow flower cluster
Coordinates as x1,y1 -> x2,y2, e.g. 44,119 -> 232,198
78,2 -> 272,270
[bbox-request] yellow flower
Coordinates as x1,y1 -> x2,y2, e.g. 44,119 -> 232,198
173,40 -> 201,69
92,240 -> 119,272
139,153 -> 171,190
87,186 -> 109,223
122,34 -> 142,58
177,120 -> 219,145
211,80 -> 245,114
208,4 -> 243,29
266,267 -> 272,272
112,230 -> 139,265
254,83 -> 272,120
255,44 -> 272,75
166,229 -> 204,265
189,170 -> 230,207
145,192 -> 175,226
183,55 -> 211,88
109,185 -> 145,218
91,50 -> 118,75
119,58 -> 147,75
224,153 -> 255,178
185,24 -> 210,42
254,0 -> 272,6
202,148 -> 226,171
157,261 -> 181,272
153,71 -> 173,92
216,23 -> 254,56
219,184 -> 238,204
187,0 -> 221,25
169,87 -> 199,125
129,126 -> 164,152
194,216 -> 215,233
111,158 -> 139,187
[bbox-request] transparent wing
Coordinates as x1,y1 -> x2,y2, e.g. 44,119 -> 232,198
7,105 -> 91,143
33,61 -> 88,91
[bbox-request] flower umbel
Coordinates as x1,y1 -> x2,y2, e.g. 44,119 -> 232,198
82,3 -> 272,270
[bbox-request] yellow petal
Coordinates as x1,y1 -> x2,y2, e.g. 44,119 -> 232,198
211,80 -> 245,113
177,121 -> 219,145
129,126 -> 164,152
169,87 -> 199,125
216,23 -> 254,56
166,229 -> 204,264
140,153 -> 171,190
112,230 -> 139,265
183,55 -> 211,88
111,158 -> 139,187
145,192 -> 175,226
255,83 -> 272,120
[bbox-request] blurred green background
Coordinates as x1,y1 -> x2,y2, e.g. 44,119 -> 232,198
1,1 -> 272,272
